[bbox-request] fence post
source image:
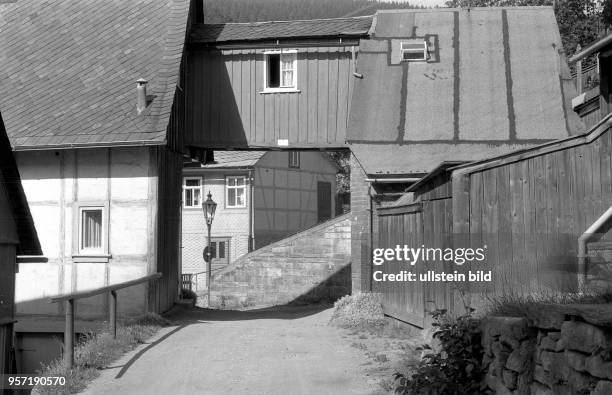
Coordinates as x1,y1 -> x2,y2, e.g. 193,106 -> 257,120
64,299 -> 74,369
109,291 -> 117,339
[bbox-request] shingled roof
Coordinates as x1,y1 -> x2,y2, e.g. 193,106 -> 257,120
185,151 -> 267,169
348,7 -> 584,176
190,16 -> 373,44
0,112 -> 41,256
0,0 -> 190,150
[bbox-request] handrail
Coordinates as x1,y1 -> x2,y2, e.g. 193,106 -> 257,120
49,273 -> 162,303
0,318 -> 16,326
577,207 -> 612,293
47,272 -> 162,369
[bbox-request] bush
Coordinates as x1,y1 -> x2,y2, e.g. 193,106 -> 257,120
329,292 -> 385,329
180,288 -> 197,300
394,308 -> 487,395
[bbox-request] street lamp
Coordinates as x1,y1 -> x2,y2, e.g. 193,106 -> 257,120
202,191 -> 217,307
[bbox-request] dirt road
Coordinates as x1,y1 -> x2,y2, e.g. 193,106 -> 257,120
82,306 -> 392,395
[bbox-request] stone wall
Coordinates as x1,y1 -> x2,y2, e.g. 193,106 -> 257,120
209,214 -> 351,309
482,305 -> 612,394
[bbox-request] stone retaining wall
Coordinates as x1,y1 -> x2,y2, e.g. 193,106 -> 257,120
208,214 -> 351,309
482,305 -> 612,394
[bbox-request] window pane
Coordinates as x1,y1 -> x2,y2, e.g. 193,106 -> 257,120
219,242 -> 225,258
281,54 -> 294,70
267,54 -> 280,88
82,209 -> 102,250
228,188 -> 236,206
236,177 -> 244,186
185,190 -> 193,207
236,188 -> 244,206
210,242 -> 217,258
186,179 -> 200,186
193,189 -> 201,206
281,70 -> 293,87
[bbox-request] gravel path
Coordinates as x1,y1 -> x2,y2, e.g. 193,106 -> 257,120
82,305 -> 384,395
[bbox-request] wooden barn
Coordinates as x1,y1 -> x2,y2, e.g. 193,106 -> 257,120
0,112 -> 42,374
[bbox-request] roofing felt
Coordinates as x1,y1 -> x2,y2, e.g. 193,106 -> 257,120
348,7 -> 585,175
0,0 -> 190,150
194,151 -> 267,168
0,112 -> 41,255
190,16 -> 373,44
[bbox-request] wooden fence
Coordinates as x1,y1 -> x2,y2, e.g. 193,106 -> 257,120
374,115 -> 612,327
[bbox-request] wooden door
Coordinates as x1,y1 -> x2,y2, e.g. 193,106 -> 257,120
317,181 -> 332,222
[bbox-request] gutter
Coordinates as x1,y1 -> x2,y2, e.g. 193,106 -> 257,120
577,206 -> 612,292
364,177 -> 421,183
13,139 -> 165,152
249,169 -> 255,251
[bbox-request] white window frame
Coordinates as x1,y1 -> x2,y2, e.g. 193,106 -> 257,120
183,177 -> 202,208
401,41 -> 428,62
72,201 -> 110,262
226,176 -> 247,208
261,49 -> 300,94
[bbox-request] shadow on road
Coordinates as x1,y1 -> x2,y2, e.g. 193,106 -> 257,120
165,303 -> 332,323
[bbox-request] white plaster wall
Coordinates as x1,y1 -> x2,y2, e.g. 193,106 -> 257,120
14,147 -> 155,318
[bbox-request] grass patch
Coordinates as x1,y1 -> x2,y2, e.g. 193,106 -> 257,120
486,291 -> 612,318
34,313 -> 169,395
329,292 -> 385,330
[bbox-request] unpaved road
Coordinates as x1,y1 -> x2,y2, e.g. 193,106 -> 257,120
82,305 -> 390,395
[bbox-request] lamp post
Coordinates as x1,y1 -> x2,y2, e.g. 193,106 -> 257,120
202,191 -> 217,307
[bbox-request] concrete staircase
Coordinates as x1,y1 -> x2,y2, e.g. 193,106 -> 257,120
209,214 -> 352,309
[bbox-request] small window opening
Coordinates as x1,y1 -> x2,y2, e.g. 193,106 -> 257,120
267,54 -> 281,88
401,41 -> 428,62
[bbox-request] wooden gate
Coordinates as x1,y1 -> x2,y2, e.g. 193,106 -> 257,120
373,202 -> 426,327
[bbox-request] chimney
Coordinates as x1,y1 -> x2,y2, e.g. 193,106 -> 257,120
136,78 -> 148,114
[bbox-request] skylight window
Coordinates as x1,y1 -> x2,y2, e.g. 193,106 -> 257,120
401,41 -> 428,62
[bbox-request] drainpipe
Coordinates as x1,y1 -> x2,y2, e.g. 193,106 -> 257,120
577,205 -> 612,292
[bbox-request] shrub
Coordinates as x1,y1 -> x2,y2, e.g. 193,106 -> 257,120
329,292 -> 385,329
394,308 -> 487,395
180,288 -> 197,300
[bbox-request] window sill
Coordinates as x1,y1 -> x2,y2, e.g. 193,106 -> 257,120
72,254 -> 112,263
259,88 -> 301,94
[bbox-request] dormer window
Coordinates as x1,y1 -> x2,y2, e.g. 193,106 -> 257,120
262,50 -> 299,93
401,41 -> 428,62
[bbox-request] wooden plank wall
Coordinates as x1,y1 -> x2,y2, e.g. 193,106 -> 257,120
151,146 -> 183,313
456,121 -> 612,302
0,244 -> 15,374
186,46 -> 355,148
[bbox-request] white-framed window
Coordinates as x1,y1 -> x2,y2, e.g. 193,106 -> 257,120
263,50 -> 298,92
183,177 -> 202,208
401,41 -> 428,62
78,207 -> 104,254
209,237 -> 230,265
226,176 -> 246,208
288,151 -> 300,168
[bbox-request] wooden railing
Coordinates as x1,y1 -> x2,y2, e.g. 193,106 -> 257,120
48,273 -> 162,369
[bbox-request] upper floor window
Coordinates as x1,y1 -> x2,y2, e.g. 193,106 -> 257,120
288,151 -> 300,168
183,177 -> 202,208
80,208 -> 103,253
226,176 -> 246,208
264,50 -> 298,92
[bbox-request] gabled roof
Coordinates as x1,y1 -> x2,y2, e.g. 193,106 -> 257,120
348,7 -> 584,176
0,0 -> 190,150
0,112 -> 41,255
190,16 -> 373,44
185,151 -> 267,169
